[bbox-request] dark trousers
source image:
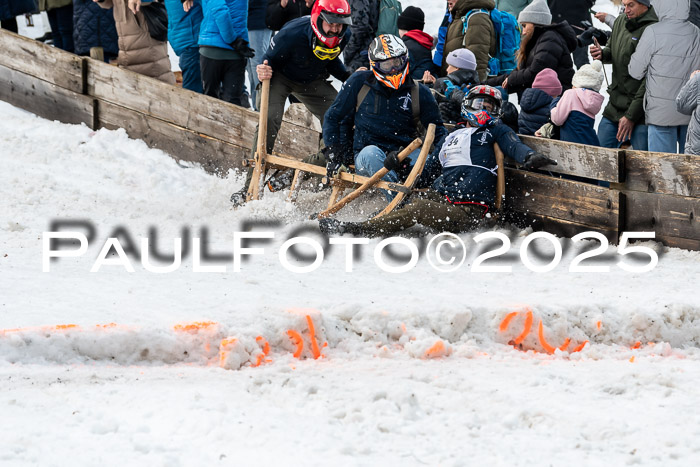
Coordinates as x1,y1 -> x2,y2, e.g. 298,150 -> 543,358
47,5 -> 74,53
199,54 -> 246,106
1,17 -> 18,33
264,73 -> 338,154
179,46 -> 203,93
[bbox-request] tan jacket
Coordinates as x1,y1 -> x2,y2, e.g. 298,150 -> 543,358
98,0 -> 175,84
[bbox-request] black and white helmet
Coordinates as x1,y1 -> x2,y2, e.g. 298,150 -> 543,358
368,34 -> 410,89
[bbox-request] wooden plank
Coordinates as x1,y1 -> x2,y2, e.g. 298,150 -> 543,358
0,64 -> 94,128
518,135 -> 623,183
97,99 -> 248,175
624,191 -> 700,241
654,235 -> 700,251
622,150 -> 700,197
506,169 -> 620,229
0,29 -> 85,94
86,58 -> 319,158
504,211 -> 619,244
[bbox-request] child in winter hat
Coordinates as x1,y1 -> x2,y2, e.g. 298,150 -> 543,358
518,0 -> 552,26
519,68 -> 562,136
431,49 -> 480,123
446,48 -> 478,73
550,61 -> 605,145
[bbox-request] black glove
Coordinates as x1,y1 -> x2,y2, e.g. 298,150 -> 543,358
232,38 -> 255,58
592,28 -> 609,47
523,152 -> 557,170
323,146 -> 347,178
383,150 -> 412,177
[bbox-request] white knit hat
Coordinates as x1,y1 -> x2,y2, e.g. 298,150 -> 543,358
572,60 -> 604,92
518,0 -> 552,26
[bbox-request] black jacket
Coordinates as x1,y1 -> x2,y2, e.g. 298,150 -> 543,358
266,0 -> 312,31
518,88 -> 554,135
548,0 -> 594,28
490,22 -> 577,99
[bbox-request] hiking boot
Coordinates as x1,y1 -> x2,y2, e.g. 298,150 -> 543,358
230,189 -> 247,207
266,170 -> 294,192
319,218 -> 361,236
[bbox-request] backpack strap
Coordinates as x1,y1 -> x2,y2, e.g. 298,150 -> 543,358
462,8 -> 490,39
355,84 -> 371,113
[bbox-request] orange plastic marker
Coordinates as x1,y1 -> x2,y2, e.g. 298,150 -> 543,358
287,330 -> 304,358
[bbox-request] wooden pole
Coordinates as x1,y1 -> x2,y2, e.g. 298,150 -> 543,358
373,124 -> 436,219
316,138 -> 423,219
89,47 -> 104,62
247,79 -> 270,201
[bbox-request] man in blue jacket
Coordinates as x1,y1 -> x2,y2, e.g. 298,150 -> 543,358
167,0 -> 203,93
320,85 -> 555,236
322,34 -> 448,200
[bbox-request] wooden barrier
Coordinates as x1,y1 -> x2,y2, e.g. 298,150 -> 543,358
1,29 -> 699,250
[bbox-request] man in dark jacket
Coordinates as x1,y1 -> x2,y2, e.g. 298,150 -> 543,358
323,34 -> 448,201
266,0 -> 313,31
319,85 -> 554,236
590,0 -> 656,150
343,0 -> 379,72
547,0 -> 594,68
397,6 -> 435,80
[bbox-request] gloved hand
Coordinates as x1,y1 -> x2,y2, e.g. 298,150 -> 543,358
232,38 -> 255,58
523,152 -> 557,170
323,146 -> 347,178
382,150 -> 403,172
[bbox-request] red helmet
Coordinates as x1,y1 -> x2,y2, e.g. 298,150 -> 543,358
311,0 -> 352,49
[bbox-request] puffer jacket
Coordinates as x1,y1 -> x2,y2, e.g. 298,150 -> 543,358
599,6 -> 656,125
494,0 -> 532,18
547,0 -> 593,28
323,70 -> 448,159
442,0 -> 496,81
72,0 -> 118,57
97,0 -> 175,84
629,0 -> 700,127
343,0 -> 379,72
518,87 -> 553,135
198,0 -> 248,51
432,6 -> 450,70
676,73 -> 700,155
550,87 -> 604,146
164,0 -> 202,55
493,21 -> 577,99
403,30 -> 434,80
0,0 -> 36,21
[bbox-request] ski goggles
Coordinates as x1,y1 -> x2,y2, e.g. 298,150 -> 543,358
313,44 -> 341,61
374,55 -> 408,73
465,96 -> 499,114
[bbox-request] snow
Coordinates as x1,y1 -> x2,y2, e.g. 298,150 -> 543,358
3,1 -> 700,464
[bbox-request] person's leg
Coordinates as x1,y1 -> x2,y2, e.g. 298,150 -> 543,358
199,54 -> 222,99
354,146 -> 421,200
1,17 -> 19,33
678,125 -> 688,154
55,4 -> 74,52
572,46 -> 589,69
291,79 -> 339,125
648,124 -> 678,153
246,28 -> 272,110
265,73 -> 292,154
629,123 -> 649,151
220,58 -> 247,106
179,46 -> 203,93
597,117 -> 621,149
46,9 -> 62,50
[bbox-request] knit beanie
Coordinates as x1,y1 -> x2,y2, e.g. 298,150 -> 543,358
397,6 -> 425,31
532,68 -> 562,97
636,0 -> 651,6
572,60 -> 604,92
518,0 -> 552,26
446,48 -> 477,71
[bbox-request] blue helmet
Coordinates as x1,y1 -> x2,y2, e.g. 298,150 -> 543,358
460,85 -> 503,127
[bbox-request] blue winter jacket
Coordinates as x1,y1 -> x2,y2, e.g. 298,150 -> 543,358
0,0 -> 35,21
323,70 -> 448,161
432,7 -> 450,71
263,16 -> 350,84
198,0 -> 248,51
72,0 -> 118,57
425,122 -> 533,205
518,88 -> 553,136
165,0 -> 202,55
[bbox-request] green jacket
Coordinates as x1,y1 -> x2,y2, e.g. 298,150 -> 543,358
442,0 -> 497,81
39,0 -> 73,11
600,7 -> 658,124
494,0 -> 533,18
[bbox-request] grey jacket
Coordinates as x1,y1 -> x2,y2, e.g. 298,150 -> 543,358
629,0 -> 700,126
676,72 -> 700,155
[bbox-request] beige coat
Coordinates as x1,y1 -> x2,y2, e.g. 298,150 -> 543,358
97,0 -> 175,84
